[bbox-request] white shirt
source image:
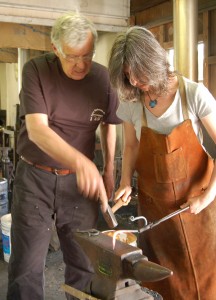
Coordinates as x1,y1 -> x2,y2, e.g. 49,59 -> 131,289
117,77 -> 216,144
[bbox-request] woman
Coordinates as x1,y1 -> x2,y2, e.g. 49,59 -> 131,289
108,26 -> 216,300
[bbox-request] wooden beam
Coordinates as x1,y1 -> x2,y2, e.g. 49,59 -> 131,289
0,0 -> 130,32
134,1 -> 173,28
163,41 -> 173,49
203,11 -> 209,88
208,55 -> 216,64
0,48 -> 18,63
130,0 -> 170,14
208,8 -> 216,98
0,22 -> 52,51
198,0 -> 216,12
131,0 -> 216,28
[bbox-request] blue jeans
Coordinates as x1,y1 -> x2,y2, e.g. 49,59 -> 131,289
7,160 -> 99,300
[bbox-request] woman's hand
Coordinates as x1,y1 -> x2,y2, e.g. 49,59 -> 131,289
114,185 -> 132,205
180,192 -> 215,214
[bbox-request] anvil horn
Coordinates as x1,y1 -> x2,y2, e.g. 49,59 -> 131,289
124,256 -> 173,282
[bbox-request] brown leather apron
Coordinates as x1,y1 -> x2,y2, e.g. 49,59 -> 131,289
136,77 -> 216,300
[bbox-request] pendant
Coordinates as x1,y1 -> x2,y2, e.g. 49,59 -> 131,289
149,99 -> 158,108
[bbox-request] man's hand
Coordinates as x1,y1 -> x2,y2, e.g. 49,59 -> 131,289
25,113 -> 109,209
75,155 -> 108,211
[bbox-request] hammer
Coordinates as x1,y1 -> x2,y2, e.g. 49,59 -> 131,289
111,198 -> 129,213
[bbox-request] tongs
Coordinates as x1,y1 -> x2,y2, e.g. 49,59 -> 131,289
130,206 -> 190,233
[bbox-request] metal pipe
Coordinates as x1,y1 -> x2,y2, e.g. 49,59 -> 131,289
173,0 -> 198,81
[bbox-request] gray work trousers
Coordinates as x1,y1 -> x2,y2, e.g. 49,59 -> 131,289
7,160 -> 99,300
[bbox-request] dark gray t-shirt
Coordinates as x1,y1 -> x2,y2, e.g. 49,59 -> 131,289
17,53 -> 121,168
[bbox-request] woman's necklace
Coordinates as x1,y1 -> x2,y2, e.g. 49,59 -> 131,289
147,91 -> 158,108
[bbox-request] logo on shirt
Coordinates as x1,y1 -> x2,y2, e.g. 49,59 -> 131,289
90,109 -> 105,121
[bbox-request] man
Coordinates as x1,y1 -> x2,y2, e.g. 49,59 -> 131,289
7,12 -> 121,300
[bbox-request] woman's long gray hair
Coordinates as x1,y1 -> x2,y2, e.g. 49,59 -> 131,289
108,26 -> 173,101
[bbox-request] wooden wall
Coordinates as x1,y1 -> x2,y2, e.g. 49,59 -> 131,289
0,0 -> 130,63
0,23 -> 52,63
130,0 -> 216,99
130,0 -> 216,157
0,0 -> 130,30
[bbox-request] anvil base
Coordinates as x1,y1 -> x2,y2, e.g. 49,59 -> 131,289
63,279 -> 162,300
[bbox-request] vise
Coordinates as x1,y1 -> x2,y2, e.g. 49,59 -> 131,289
64,229 -> 173,300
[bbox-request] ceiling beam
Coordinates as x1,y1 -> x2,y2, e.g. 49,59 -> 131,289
0,48 -> 18,63
0,22 -> 52,51
0,0 -> 130,32
130,0 -> 170,14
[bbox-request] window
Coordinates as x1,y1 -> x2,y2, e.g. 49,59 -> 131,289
167,42 -> 204,82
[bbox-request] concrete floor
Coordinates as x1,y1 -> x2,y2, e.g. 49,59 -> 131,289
0,243 -> 66,300
0,201 -> 138,300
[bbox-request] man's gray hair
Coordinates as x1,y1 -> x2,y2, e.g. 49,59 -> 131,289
51,12 -> 98,55
108,26 -> 173,101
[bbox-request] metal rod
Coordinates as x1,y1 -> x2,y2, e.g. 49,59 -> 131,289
129,206 -> 190,233
151,206 -> 190,227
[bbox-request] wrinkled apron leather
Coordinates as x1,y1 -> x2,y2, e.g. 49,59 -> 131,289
136,82 -> 216,300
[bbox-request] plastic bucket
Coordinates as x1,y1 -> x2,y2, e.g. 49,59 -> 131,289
0,201 -> 9,242
0,178 -> 8,204
102,230 -> 137,247
0,201 -> 9,217
1,213 -> 12,263
0,178 -> 8,232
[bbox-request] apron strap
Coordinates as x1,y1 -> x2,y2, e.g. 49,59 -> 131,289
141,75 -> 189,127
141,93 -> 147,127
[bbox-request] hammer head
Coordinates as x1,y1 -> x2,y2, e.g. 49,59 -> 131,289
100,203 -> 118,229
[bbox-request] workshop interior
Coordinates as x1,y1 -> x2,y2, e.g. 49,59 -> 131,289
0,0 -> 216,299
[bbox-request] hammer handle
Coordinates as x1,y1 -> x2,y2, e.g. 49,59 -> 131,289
61,284 -> 100,300
111,199 -> 124,213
